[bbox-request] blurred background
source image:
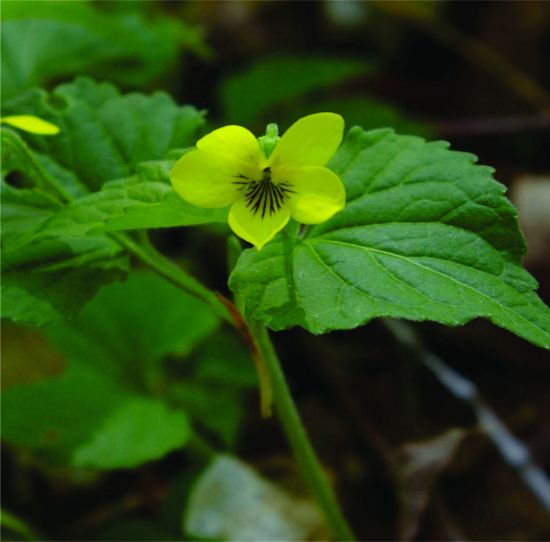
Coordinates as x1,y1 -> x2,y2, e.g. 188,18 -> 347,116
2,1 -> 550,540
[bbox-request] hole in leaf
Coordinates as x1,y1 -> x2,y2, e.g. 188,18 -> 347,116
4,170 -> 35,189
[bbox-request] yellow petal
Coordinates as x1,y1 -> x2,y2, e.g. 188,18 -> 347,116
269,113 -> 344,168
0,115 -> 60,135
287,166 -> 346,224
170,149 -> 246,208
228,197 -> 291,250
197,125 -> 265,166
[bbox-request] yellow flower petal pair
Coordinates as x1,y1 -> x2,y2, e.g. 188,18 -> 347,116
170,113 -> 346,249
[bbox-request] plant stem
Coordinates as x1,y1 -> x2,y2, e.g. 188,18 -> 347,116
116,231 -> 354,537
112,232 -> 231,322
251,322 -> 356,541
1,129 -> 225,321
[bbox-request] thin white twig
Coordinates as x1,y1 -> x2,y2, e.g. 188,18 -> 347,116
383,318 -> 550,512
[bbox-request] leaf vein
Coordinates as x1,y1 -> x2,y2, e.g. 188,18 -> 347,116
309,239 -> 548,340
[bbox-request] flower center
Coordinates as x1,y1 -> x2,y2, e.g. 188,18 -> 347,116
233,167 -> 294,218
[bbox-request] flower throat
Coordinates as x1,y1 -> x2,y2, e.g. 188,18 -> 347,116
234,167 -> 294,219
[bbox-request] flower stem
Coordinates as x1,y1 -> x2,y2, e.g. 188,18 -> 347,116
250,322 -> 356,541
112,232 -> 231,322
122,233 -> 354,539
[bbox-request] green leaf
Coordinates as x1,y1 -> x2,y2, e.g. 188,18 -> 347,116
230,239 -> 306,331
1,508 -> 40,541
1,361 -> 192,470
1,127 -> 88,201
2,271 -> 220,468
1,361 -> 124,463
45,271 -> 220,382
27,172 -> 227,238
167,334 -> 257,445
2,77 -> 205,191
1,130 -> 129,326
230,128 -> 550,349
280,97 -> 433,138
1,324 -> 65,390
221,55 -> 371,124
168,383 -> 244,447
0,180 -> 60,243
45,272 -> 254,448
1,231 -> 128,327
72,397 -> 191,470
1,79 -> 208,325
1,2 -> 206,99
192,333 -> 257,388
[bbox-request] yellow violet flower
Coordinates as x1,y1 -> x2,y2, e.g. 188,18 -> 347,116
170,112 -> 346,249
0,115 -> 60,135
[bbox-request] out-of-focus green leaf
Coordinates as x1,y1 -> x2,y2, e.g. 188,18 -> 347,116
1,1 -> 206,99
221,55 -> 371,124
230,128 -> 550,349
192,333 -> 257,388
45,271 -> 220,381
280,97 -> 432,138
1,325 -> 65,390
2,271 -> 223,468
1,361 -> 124,463
169,383 -> 243,447
0,508 -> 40,541
73,398 -> 191,470
2,362 -> 191,470
167,334 -> 256,446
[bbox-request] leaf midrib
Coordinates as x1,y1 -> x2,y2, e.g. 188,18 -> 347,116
302,238 -> 550,344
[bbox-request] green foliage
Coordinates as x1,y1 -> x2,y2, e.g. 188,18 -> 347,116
2,360 -> 125,463
1,3 -> 549,539
230,128 -> 550,349
280,97 -> 433,138
1,233 -> 128,327
1,272 -> 255,467
1,508 -> 40,541
1,79 -> 209,326
219,56 -> 429,138
24,170 -> 227,239
3,77 -> 548,347
45,270 -> 219,379
168,334 -> 257,445
1,1 -> 206,99
73,398 -> 191,470
2,78 -> 205,191
221,55 -> 371,124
